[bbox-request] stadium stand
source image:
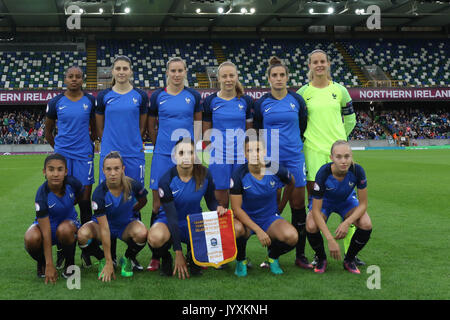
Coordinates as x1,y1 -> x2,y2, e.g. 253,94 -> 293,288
0,108 -> 46,145
341,39 -> 450,87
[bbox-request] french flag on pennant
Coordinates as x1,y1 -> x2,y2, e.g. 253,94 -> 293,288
187,210 -> 237,268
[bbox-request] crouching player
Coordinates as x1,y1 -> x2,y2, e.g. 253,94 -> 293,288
147,138 -> 227,279
77,151 -> 148,281
306,140 -> 373,274
230,136 -> 298,277
24,154 -> 83,283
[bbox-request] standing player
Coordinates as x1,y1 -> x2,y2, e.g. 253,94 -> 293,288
77,151 -> 148,281
230,136 -> 298,277
147,138 -> 227,279
253,56 -> 311,269
96,55 -> 149,269
306,140 -> 372,274
296,49 -> 360,264
146,57 -> 202,271
202,61 -> 253,208
24,154 -> 83,283
44,66 -> 96,269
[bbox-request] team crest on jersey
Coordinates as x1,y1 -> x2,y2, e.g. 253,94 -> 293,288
185,97 -> 191,104
83,104 -> 88,110
238,104 -> 244,110
290,103 -> 296,110
349,182 -> 354,187
270,180 -> 275,188
133,97 -> 138,104
332,93 -> 337,99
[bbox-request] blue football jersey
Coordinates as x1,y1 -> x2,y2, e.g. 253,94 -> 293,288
96,88 -> 149,158
46,93 -> 95,161
91,179 -> 148,230
254,91 -> 307,162
148,87 -> 202,156
311,163 -> 367,203
203,93 -> 253,163
34,176 -> 83,223
230,163 -> 292,220
158,166 -> 216,223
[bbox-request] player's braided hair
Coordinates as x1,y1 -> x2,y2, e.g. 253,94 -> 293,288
103,151 -> 132,203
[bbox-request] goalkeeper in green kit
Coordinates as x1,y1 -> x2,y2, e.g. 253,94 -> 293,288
297,49 -> 364,266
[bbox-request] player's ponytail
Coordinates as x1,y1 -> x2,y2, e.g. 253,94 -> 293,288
307,49 -> 332,82
103,151 -> 132,202
266,56 -> 289,79
218,61 -> 244,98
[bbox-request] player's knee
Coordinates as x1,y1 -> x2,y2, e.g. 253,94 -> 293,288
283,228 -> 298,246
147,228 -> 166,248
24,229 -> 41,248
77,225 -> 92,244
305,213 -> 318,233
133,224 -> 148,243
234,221 -> 245,238
357,213 -> 372,230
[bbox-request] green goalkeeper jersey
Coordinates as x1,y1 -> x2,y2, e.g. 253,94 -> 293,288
297,81 -> 356,155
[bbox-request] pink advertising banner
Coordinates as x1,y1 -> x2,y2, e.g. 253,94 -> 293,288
0,87 -> 449,105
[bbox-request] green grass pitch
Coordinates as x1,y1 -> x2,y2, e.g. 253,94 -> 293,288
0,150 -> 449,300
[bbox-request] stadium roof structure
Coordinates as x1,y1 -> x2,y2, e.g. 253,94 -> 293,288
0,0 -> 449,33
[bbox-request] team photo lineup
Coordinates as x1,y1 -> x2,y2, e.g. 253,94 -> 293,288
27,50 -> 373,283
0,0 -> 449,302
